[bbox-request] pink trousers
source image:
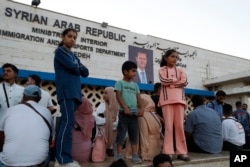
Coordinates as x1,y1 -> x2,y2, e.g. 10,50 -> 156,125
162,104 -> 187,155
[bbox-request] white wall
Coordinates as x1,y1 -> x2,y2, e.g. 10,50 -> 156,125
1,0 -> 250,92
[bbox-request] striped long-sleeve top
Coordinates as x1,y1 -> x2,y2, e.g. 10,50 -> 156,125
158,66 -> 188,107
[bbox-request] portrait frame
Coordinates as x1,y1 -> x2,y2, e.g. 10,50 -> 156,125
128,45 -> 154,84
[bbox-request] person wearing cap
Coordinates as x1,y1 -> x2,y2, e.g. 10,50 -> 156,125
26,74 -> 56,114
0,63 -> 24,118
0,85 -> 53,166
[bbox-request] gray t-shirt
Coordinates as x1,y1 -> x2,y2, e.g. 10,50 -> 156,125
184,105 -> 223,153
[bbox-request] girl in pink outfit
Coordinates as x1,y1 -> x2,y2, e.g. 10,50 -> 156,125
158,49 -> 190,161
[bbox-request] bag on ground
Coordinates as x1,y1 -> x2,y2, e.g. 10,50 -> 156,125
91,126 -> 107,162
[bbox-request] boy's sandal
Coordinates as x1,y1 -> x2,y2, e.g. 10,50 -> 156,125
177,154 -> 191,161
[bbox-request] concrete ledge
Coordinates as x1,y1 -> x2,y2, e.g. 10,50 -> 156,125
81,151 -> 230,167
173,153 -> 229,167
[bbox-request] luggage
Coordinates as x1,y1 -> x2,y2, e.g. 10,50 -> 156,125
91,126 -> 107,162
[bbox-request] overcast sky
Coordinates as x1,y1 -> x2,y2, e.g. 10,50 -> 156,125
13,0 -> 250,60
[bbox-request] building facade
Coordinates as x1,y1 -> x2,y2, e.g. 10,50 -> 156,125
1,0 -> 250,116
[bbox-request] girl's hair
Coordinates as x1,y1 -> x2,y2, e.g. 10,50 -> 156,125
159,49 -> 177,67
58,28 -> 78,47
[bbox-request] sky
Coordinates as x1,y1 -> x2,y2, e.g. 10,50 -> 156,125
13,0 -> 250,60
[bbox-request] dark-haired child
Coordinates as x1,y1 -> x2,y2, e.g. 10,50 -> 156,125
158,49 -> 190,161
54,28 -> 89,166
114,61 -> 143,164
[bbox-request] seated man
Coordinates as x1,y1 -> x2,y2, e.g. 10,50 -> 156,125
184,95 -> 223,154
0,85 -> 53,166
222,103 -> 245,151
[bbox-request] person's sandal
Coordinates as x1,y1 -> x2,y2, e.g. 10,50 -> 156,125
166,154 -> 173,161
177,154 -> 191,161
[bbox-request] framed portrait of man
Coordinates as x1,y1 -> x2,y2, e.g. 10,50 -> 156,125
129,45 -> 153,84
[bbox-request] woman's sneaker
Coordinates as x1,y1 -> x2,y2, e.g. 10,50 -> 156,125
131,153 -> 142,164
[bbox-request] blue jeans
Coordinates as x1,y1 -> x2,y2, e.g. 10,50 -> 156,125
116,111 -> 139,145
55,99 -> 76,164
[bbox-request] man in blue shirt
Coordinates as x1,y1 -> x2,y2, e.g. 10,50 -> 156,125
207,90 -> 227,118
185,95 -> 223,154
233,101 -> 250,136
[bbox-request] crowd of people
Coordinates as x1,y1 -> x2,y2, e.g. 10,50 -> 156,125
0,28 -> 250,167
0,64 -> 53,167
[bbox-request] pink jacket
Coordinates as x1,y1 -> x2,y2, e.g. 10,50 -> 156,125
158,66 -> 188,106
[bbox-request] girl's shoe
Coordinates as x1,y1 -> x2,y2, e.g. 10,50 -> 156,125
177,154 -> 191,161
169,154 -> 173,161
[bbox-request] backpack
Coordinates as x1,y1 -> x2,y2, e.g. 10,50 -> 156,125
91,126 -> 107,162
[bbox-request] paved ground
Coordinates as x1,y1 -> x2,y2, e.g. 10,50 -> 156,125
74,151 -> 230,167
